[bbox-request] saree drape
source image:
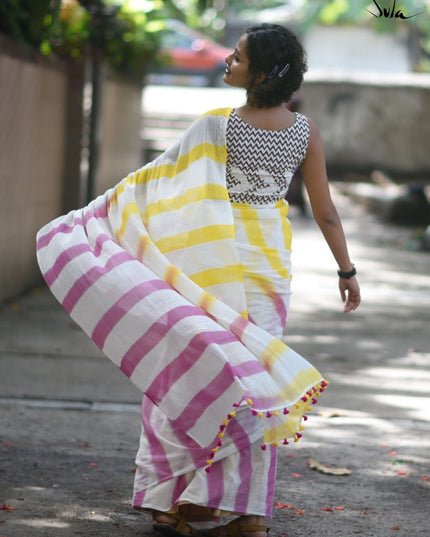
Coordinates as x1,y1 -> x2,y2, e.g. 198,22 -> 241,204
36,107 -> 327,473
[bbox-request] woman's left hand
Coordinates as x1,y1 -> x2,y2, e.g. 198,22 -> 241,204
339,276 -> 361,312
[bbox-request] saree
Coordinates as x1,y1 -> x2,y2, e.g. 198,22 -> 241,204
36,107 -> 327,478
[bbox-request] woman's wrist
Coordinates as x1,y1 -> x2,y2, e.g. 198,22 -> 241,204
337,264 -> 357,279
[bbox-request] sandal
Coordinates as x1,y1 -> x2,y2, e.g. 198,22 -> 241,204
202,518 -> 269,537
153,510 -> 198,537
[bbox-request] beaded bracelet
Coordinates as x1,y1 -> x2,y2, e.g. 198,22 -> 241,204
337,264 -> 357,279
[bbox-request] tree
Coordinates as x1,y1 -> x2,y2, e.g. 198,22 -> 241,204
298,0 -> 430,71
0,0 -> 209,76
194,0 -> 430,71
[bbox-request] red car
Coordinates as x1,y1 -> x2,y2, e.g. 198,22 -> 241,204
149,19 -> 231,87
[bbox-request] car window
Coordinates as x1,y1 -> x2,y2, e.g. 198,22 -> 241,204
162,30 -> 194,49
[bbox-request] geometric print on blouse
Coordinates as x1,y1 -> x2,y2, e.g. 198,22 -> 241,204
226,111 -> 310,206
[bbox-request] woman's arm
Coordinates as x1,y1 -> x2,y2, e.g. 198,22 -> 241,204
300,119 -> 361,312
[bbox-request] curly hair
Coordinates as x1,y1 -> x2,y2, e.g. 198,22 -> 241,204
244,23 -> 307,108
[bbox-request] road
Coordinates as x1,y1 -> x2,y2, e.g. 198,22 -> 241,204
142,84 -> 245,116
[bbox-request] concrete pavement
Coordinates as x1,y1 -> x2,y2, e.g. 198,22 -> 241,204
1,194 -> 430,537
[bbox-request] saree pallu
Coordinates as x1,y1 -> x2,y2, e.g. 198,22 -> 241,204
36,108 -> 327,482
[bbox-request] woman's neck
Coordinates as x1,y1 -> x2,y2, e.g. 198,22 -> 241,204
235,104 -> 296,131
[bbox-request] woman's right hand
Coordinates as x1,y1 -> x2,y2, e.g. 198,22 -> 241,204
339,276 -> 361,312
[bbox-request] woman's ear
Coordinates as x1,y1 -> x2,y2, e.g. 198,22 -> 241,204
255,72 -> 266,85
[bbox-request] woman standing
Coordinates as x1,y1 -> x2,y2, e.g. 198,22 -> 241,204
142,23 -> 360,537
36,23 -> 360,537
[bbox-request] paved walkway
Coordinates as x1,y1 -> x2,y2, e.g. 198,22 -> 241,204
1,194 -> 429,537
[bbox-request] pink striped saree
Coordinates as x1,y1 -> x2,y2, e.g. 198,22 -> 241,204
36,108 -> 327,516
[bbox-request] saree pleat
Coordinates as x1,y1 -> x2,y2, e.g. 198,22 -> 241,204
133,397 -> 278,516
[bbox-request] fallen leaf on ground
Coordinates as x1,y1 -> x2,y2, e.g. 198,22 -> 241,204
421,476 -> 430,481
291,473 -> 302,478
275,502 -> 294,509
318,409 -> 347,418
320,507 -> 333,511
396,471 -> 408,476
308,458 -> 351,475
391,526 -> 400,530
334,506 -> 345,510
294,510 -> 305,515
0,504 -> 16,511
89,462 -> 98,467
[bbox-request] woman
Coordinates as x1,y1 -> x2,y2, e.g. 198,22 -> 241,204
36,23 -> 360,537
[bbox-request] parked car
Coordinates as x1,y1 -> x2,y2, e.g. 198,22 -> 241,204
147,19 -> 231,87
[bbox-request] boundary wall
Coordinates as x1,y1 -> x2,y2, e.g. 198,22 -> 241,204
301,72 -> 430,179
0,37 -> 142,301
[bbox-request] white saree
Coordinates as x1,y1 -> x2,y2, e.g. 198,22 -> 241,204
36,107 -> 327,516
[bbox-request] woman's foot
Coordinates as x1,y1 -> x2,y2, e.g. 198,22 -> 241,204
204,515 -> 268,537
152,510 -> 197,536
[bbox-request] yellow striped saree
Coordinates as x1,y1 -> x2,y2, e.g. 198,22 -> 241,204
36,107 -> 327,473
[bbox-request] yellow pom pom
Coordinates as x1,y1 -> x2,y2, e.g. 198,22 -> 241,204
273,410 -> 279,416
272,442 -> 278,447
218,432 -> 224,439
258,412 -> 264,419
247,399 -> 254,405
206,459 -> 213,465
294,403 -> 300,409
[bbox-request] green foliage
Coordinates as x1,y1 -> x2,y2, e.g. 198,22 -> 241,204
0,0 -> 62,48
0,0 -> 184,75
298,0 -> 430,71
299,0 -> 429,28
42,0 -> 90,58
2,0 -> 429,73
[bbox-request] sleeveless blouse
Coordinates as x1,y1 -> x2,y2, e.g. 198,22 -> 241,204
226,111 -> 310,206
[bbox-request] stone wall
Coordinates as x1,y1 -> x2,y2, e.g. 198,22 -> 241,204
0,38 -> 143,302
96,70 -> 143,195
301,72 -> 430,179
0,42 -> 69,301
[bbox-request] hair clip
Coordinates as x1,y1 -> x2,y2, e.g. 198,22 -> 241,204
278,63 -> 290,77
266,65 -> 279,79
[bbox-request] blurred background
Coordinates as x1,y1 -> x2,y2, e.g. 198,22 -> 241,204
1,0 -> 430,302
